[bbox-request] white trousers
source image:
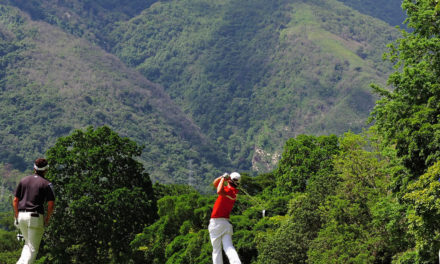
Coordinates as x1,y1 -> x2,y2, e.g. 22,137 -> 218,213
16,212 -> 44,264
208,218 -> 241,264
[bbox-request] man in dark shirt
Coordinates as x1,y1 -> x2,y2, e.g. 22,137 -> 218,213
13,158 -> 55,264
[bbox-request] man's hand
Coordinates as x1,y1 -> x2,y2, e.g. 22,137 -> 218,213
45,200 -> 55,226
44,216 -> 50,226
222,173 -> 230,180
13,197 -> 19,219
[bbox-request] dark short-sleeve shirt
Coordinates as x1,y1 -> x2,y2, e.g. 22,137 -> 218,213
14,174 -> 55,214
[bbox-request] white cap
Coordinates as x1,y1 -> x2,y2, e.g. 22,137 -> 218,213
230,172 -> 241,183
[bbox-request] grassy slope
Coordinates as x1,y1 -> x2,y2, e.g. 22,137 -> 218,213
0,5 -> 228,192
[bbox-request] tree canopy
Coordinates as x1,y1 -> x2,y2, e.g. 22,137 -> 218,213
369,0 -> 440,262
274,134 -> 339,193
41,126 -> 157,263
371,0 -> 440,178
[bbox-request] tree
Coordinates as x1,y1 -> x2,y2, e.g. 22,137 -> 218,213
255,192 -> 323,264
371,0 -> 440,178
369,2 -> 440,261
42,126 -> 157,263
255,134 -> 340,264
0,213 -> 21,264
307,132 -> 408,264
401,161 -> 440,263
0,164 -> 25,212
274,134 -> 339,194
130,189 -> 214,264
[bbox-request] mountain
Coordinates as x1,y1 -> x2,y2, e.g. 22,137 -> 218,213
339,0 -> 406,27
0,5 -> 229,191
1,0 -> 159,49
109,0 -> 400,171
0,0 -> 401,184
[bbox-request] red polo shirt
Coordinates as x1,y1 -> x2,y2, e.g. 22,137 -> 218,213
211,185 -> 238,219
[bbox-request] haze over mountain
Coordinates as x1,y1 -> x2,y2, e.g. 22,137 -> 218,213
0,0 -> 403,189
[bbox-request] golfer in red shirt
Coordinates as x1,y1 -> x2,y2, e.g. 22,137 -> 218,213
209,172 -> 241,264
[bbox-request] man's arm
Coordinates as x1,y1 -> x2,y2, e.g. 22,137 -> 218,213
213,173 -> 230,195
12,197 -> 19,219
216,177 -> 227,195
213,176 -> 223,188
213,173 -> 230,187
45,200 -> 55,226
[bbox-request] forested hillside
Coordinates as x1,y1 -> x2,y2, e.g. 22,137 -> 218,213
0,0 -> 401,176
110,0 -> 399,171
1,0 -> 158,48
0,5 -> 228,189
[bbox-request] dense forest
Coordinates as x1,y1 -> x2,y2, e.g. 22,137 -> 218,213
3,0 -> 440,263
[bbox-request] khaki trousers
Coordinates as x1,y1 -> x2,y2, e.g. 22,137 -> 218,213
16,212 -> 44,264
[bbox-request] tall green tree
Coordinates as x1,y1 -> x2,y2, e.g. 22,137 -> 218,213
274,134 -> 339,194
401,161 -> 440,263
369,2 -> 440,261
256,134 -> 340,264
130,189 -> 214,264
308,133 -> 408,264
42,126 -> 157,263
371,0 -> 440,179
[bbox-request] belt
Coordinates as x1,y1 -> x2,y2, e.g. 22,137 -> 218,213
19,209 -> 37,212
19,209 -> 41,217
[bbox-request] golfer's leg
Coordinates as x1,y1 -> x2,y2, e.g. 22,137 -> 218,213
26,216 -> 44,263
209,219 -> 226,264
222,234 -> 241,264
17,213 -> 31,264
210,235 -> 223,264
